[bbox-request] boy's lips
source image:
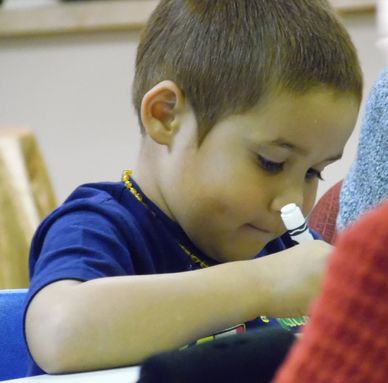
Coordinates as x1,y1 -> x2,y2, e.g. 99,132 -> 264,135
246,224 -> 271,234
246,222 -> 285,238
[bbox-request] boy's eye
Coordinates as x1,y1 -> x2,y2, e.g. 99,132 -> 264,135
257,155 -> 284,173
257,155 -> 324,181
305,168 -> 324,181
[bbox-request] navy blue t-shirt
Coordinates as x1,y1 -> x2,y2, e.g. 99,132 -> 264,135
25,180 -> 317,375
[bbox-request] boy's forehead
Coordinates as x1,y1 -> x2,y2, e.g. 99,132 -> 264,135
257,88 -> 357,111
229,89 -> 359,156
244,88 -> 360,126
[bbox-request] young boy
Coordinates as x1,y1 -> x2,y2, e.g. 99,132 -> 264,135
24,0 -> 362,375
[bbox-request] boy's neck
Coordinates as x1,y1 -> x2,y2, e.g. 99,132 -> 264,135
132,141 -> 175,222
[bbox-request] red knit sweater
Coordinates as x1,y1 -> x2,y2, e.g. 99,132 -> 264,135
274,201 -> 388,383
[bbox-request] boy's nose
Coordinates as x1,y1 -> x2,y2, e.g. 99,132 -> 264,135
270,186 -> 304,214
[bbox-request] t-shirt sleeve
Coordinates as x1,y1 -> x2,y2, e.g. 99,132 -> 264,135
26,203 -> 136,308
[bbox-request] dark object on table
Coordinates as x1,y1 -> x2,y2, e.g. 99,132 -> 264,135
138,328 -> 295,383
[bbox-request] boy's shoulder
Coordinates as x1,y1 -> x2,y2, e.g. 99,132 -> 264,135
28,181 -> 159,287
64,181 -> 127,206
53,181 -> 136,221
33,182 -> 141,250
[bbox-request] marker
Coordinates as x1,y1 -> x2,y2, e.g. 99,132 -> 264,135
281,203 -> 314,243
275,203 -> 314,333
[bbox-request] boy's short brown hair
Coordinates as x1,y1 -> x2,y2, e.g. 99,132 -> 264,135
133,0 -> 363,139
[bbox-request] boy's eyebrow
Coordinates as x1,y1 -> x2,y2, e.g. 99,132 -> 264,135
269,139 -> 342,162
269,139 -> 308,155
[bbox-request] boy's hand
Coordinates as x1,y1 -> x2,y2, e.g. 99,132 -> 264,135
252,240 -> 332,318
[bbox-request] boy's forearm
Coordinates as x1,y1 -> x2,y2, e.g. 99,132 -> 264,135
25,260 -> 266,374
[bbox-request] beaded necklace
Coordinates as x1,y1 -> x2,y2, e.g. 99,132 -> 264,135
121,169 -> 210,269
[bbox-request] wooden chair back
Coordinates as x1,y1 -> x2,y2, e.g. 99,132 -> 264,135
0,128 -> 56,288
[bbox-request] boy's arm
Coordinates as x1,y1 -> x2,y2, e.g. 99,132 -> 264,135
25,240 -> 331,374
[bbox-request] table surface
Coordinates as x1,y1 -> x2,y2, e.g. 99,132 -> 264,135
2,366 -> 140,383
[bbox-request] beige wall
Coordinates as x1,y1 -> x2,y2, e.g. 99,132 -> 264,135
0,12 -> 386,205
0,31 -> 141,204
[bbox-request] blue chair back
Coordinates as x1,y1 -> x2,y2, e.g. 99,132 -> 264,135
0,289 -> 31,380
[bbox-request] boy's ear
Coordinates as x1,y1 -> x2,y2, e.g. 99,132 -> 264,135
140,80 -> 184,146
